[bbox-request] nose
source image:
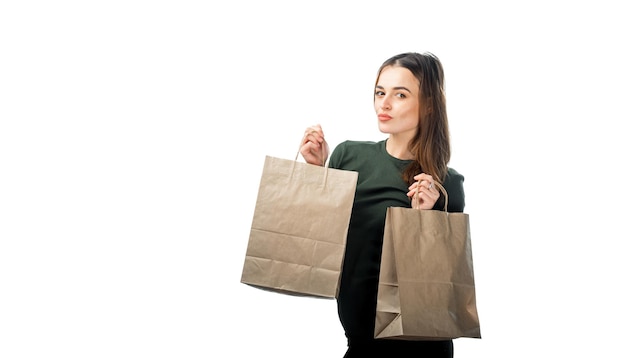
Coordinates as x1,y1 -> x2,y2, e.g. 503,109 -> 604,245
379,96 -> 391,110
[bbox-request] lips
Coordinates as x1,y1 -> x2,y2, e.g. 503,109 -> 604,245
378,113 -> 392,121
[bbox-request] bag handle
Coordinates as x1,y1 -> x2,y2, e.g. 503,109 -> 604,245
412,180 -> 449,212
294,150 -> 330,168
293,150 -> 331,187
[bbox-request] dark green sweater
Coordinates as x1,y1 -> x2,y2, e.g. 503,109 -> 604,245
329,139 -> 465,342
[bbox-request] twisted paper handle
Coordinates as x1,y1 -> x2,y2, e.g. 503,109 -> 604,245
412,180 -> 449,212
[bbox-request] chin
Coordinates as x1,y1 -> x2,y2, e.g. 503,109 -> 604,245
378,123 -> 391,134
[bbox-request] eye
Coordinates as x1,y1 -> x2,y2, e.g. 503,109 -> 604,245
396,93 -> 406,99
375,90 -> 385,96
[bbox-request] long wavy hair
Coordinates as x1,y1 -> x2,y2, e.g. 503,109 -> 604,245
375,52 -> 451,185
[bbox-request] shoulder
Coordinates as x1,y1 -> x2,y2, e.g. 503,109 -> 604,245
334,140 -> 379,151
445,167 -> 465,187
329,140 -> 380,167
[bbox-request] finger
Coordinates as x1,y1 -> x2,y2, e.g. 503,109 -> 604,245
301,137 -> 320,152
305,124 -> 325,138
413,173 -> 434,184
415,180 -> 431,193
407,178 -> 423,195
413,191 -> 430,209
419,178 -> 439,194
310,124 -> 324,136
301,140 -> 314,151
418,183 -> 438,199
408,193 -> 418,210
304,130 -> 324,147
417,188 -> 433,201
422,187 -> 440,204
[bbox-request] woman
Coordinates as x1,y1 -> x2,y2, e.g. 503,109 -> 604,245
299,52 -> 465,357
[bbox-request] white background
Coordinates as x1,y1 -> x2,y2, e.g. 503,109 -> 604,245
1,1 -> 625,357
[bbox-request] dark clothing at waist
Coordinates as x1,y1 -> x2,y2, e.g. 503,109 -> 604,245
344,338 -> 453,358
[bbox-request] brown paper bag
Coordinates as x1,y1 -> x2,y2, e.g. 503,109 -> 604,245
375,184 -> 481,340
241,155 -> 358,298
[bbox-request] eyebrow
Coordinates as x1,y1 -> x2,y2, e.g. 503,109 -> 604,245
375,85 -> 413,93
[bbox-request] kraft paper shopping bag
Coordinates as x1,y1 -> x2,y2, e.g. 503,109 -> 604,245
375,184 -> 481,340
241,155 -> 358,298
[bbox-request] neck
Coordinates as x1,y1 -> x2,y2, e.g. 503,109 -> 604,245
386,136 -> 414,160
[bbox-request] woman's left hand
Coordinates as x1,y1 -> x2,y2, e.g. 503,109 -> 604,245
408,173 -> 440,209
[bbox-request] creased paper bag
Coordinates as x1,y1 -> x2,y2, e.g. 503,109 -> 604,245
375,187 -> 481,340
241,155 -> 358,298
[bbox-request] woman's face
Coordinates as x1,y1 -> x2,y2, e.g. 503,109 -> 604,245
374,65 -> 421,137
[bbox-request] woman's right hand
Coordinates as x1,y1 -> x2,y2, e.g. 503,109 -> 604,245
299,124 -> 329,166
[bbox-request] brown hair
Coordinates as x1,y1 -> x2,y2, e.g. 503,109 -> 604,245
375,52 -> 451,185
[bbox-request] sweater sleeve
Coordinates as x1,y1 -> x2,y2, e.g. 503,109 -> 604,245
434,168 -> 465,213
328,141 -> 347,169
